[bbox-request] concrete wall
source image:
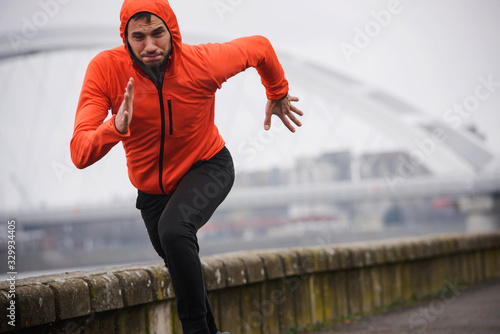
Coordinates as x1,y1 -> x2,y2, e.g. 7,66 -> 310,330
1,232 -> 499,333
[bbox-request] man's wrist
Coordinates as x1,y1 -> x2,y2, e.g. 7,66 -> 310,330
113,117 -> 127,134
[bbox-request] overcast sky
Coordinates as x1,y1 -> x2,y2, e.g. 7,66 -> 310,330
1,0 -> 499,211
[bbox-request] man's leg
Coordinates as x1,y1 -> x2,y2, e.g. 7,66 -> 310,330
139,193 -> 223,334
142,147 -> 234,334
138,192 -> 170,262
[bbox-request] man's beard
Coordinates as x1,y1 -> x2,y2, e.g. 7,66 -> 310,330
140,55 -> 170,85
127,42 -> 170,86
136,54 -> 170,86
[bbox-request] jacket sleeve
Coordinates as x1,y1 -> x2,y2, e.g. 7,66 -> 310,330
200,35 -> 289,100
70,56 -> 129,169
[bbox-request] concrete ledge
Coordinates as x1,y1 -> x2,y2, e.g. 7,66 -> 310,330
83,273 -> 123,313
258,251 -> 285,279
202,257 -> 227,291
46,278 -> 90,320
16,283 -> 56,328
141,265 -> 174,301
114,270 -> 153,307
218,255 -> 247,287
278,249 -> 301,276
1,232 -> 500,333
241,253 -> 267,284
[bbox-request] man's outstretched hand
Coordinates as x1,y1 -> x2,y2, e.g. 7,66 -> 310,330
264,94 -> 303,133
115,77 -> 135,134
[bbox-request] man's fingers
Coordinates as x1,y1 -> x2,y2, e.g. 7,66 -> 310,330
124,79 -> 134,115
288,111 -> 302,127
115,78 -> 135,134
128,78 -> 134,92
127,77 -> 134,89
264,113 -> 272,130
264,100 -> 274,130
264,95 -> 303,132
122,91 -> 132,121
287,95 -> 303,116
123,92 -> 130,108
290,104 -> 304,116
126,77 -> 135,102
277,106 -> 296,132
285,98 -> 302,128
280,115 -> 295,133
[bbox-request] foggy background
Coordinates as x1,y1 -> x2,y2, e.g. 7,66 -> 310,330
1,0 -> 499,278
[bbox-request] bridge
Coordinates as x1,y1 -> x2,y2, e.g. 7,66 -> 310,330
1,3 -> 500,333
2,27 -> 500,231
5,173 -> 500,226
1,23 -> 500,281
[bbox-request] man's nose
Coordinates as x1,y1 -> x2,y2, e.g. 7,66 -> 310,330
144,36 -> 157,53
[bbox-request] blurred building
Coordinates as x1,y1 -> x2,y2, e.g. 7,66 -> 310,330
236,149 -> 431,187
290,151 -> 352,184
359,151 -> 430,179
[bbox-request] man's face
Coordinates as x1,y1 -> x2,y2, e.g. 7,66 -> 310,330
127,14 -> 172,69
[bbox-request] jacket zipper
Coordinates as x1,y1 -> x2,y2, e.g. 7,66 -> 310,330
133,62 -> 173,194
156,83 -> 174,194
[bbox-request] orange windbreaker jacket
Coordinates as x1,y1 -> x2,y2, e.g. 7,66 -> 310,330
70,0 -> 289,195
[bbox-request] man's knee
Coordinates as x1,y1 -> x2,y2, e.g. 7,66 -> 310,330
159,219 -> 196,247
178,202 -> 204,225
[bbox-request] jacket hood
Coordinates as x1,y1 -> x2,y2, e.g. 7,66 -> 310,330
119,0 -> 182,75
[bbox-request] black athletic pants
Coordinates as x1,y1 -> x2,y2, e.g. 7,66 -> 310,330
136,147 -> 235,334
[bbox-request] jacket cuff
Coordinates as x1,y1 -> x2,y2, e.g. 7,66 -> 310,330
108,115 -> 130,138
265,79 -> 289,100
278,92 -> 288,100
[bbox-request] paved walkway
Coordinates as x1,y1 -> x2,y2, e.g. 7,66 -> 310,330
304,279 -> 500,334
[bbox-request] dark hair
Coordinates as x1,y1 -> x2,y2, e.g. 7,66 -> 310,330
125,12 -> 153,40
131,11 -> 152,23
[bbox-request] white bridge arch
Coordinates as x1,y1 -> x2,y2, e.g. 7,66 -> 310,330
0,27 -> 498,213
0,27 -> 495,174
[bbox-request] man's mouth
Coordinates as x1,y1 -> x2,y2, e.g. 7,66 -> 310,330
142,54 -> 163,62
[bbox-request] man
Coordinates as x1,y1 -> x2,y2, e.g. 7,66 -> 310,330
70,0 -> 303,333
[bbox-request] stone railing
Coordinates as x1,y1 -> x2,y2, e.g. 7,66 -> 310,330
1,232 -> 499,333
